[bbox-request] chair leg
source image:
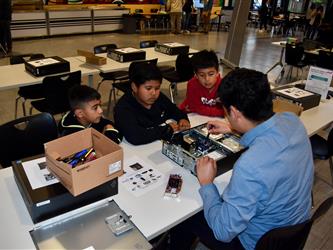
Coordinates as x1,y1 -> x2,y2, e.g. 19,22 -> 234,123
106,87 -> 114,116
169,82 -> 175,103
21,99 -> 27,117
96,79 -> 104,91
29,106 -> 33,115
329,157 -> 333,186
15,95 -> 21,119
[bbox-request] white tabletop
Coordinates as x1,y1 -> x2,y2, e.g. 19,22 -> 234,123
0,57 -> 99,91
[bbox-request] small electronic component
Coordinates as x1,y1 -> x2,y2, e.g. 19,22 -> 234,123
105,212 -> 134,236
164,174 -> 183,198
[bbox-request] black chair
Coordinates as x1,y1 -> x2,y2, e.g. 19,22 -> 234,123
317,50 -> 333,70
106,58 -> 158,115
139,40 -> 175,74
255,196 -> 333,250
162,53 -> 194,103
285,43 -> 308,80
310,128 -> 333,186
0,113 -> 58,168
10,53 -> 45,118
30,71 -> 81,115
93,44 -> 129,91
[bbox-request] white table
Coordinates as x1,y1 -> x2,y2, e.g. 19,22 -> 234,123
0,57 -> 100,91
1,105 -> 333,248
76,47 -> 198,74
0,48 -> 198,91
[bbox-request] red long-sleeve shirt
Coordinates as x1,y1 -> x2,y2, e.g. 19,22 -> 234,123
179,75 -> 224,117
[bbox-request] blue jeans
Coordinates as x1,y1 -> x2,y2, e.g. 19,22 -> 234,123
182,12 -> 191,30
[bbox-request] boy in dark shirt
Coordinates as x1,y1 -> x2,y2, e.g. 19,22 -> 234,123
114,62 -> 190,145
58,85 -> 122,144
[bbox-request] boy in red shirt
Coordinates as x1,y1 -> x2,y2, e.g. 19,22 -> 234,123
179,50 -> 224,117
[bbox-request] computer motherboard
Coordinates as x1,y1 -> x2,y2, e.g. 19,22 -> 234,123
162,123 -> 245,176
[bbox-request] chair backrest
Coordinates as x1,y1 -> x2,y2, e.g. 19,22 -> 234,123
285,43 -> 304,66
42,70 -> 81,114
255,220 -> 313,250
175,53 -> 194,81
129,58 -> 158,77
93,44 -> 117,54
255,196 -> 333,250
113,59 -> 159,94
10,53 -> 45,65
0,113 -> 58,168
139,40 -> 158,48
317,50 -> 333,70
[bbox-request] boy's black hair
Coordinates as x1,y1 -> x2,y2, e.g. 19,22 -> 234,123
68,85 -> 101,110
218,68 -> 273,122
191,50 -> 219,72
130,62 -> 163,87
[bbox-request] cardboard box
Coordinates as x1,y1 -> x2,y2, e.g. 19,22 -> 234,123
77,50 -> 107,65
45,128 -> 123,196
273,98 -> 303,116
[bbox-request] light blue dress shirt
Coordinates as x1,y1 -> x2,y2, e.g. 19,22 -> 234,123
199,112 -> 314,250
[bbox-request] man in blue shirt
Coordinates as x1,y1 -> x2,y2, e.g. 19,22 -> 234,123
170,68 -> 314,250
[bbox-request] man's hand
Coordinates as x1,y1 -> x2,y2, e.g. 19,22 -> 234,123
196,156 -> 217,186
178,119 -> 191,131
207,120 -> 232,134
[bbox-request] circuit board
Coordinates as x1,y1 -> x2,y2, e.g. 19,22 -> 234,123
162,123 -> 244,176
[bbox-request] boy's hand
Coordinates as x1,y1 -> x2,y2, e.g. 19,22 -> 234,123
207,120 -> 232,134
103,124 -> 114,133
196,156 -> 217,186
178,119 -> 190,131
184,105 -> 191,113
168,122 -> 179,132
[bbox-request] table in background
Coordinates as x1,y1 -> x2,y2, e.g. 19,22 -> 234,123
0,57 -> 99,91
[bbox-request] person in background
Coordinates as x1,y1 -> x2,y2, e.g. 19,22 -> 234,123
258,0 -> 269,32
167,0 -> 185,34
308,5 -> 324,39
182,0 -> 193,33
58,85 -> 122,144
0,0 -> 12,55
114,62 -> 190,145
201,0 -> 213,33
170,68 -> 314,250
305,3 -> 316,38
179,50 -> 224,117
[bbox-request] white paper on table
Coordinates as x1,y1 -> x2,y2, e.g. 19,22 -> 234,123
305,66 -> 333,100
115,47 -> 141,53
119,156 -> 164,197
22,157 -> 59,190
276,87 -> 314,98
27,58 -> 60,67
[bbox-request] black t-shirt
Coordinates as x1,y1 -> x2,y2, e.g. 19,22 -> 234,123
0,0 -> 12,21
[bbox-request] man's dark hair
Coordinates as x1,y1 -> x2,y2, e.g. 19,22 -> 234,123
191,50 -> 219,72
130,62 -> 162,87
218,68 -> 273,122
68,85 -> 101,110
